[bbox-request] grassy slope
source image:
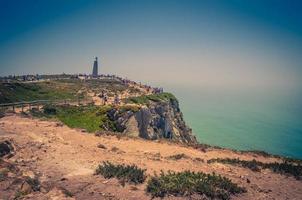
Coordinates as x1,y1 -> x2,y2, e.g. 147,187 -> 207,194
0,81 -> 80,103
39,105 -> 115,133
0,79 -> 128,104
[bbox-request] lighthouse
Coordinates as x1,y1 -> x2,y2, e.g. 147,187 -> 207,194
92,57 -> 98,77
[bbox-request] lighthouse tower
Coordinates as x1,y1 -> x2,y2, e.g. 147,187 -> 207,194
92,57 -> 98,77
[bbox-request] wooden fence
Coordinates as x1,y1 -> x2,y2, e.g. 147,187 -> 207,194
0,98 -> 94,113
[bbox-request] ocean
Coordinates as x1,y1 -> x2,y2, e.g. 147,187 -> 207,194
169,86 -> 302,159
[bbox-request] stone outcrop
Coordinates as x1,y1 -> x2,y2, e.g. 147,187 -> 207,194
107,97 -> 197,144
0,140 -> 14,158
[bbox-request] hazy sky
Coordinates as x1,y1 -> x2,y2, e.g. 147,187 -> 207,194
0,0 -> 301,90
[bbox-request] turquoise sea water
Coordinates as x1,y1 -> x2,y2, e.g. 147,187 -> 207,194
169,87 -> 302,159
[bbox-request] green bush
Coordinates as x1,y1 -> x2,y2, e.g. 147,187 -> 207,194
124,92 -> 177,105
146,170 -> 246,199
166,153 -> 188,160
95,161 -> 146,184
208,158 -> 261,172
208,158 -> 302,179
43,104 -> 57,115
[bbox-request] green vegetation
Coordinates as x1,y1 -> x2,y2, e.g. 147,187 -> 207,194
208,158 -> 302,180
14,191 -> 28,200
282,157 -> 302,165
0,79 -> 130,104
14,177 -> 41,199
95,161 -> 146,184
30,104 -> 117,132
208,158 -> 261,172
146,171 -> 246,199
24,176 -> 41,192
60,187 -> 74,197
166,153 -> 188,160
118,104 -> 140,113
124,92 -> 177,105
0,168 -> 9,181
55,105 -> 115,132
0,81 -> 82,103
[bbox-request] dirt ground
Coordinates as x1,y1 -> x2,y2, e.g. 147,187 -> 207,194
0,114 -> 302,200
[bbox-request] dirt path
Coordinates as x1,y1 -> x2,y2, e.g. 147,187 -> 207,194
1,115 -> 302,199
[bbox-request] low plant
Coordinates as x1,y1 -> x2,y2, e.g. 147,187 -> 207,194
146,170 -> 246,199
166,153 -> 188,160
208,158 -> 302,180
43,104 -> 57,115
124,92 -> 177,105
95,161 -> 146,184
25,176 -> 40,191
208,158 -> 261,172
60,187 -> 74,197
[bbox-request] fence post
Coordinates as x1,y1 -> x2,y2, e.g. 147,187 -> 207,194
12,105 -> 15,112
21,104 -> 24,112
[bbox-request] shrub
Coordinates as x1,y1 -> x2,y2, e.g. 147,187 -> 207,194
166,153 -> 188,160
124,92 -> 177,105
25,176 -> 40,191
95,161 -> 146,184
208,158 -> 302,179
265,162 -> 302,179
146,170 -> 246,199
118,105 -> 140,113
43,104 -> 57,115
208,158 -> 261,172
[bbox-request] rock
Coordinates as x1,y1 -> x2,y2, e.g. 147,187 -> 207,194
20,181 -> 33,194
100,93 -> 197,144
55,122 -> 64,127
22,171 -> 35,179
133,100 -> 197,144
123,115 -> 139,137
0,112 -> 5,118
97,144 -> 107,149
0,140 -> 14,158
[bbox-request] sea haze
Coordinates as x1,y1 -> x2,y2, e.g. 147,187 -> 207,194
170,86 -> 302,159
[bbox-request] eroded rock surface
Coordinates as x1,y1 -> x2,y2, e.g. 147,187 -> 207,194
107,99 -> 197,144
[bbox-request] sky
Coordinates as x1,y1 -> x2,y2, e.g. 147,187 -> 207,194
0,0 -> 301,90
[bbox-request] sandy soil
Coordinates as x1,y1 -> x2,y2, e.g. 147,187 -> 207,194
0,114 -> 302,200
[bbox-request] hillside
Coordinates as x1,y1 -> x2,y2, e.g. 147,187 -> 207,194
0,79 -> 131,104
0,78 -> 302,199
1,115 -> 302,199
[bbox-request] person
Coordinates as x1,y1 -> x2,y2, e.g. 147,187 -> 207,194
114,95 -> 120,105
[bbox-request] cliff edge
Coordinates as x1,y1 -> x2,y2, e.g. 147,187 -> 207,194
107,93 -> 197,144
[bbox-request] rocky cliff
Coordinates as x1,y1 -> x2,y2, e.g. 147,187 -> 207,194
106,93 -> 197,144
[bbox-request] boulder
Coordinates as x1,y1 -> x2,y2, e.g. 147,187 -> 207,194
0,140 -> 14,158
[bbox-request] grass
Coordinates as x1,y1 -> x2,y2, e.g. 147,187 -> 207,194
124,92 -> 177,105
146,170 -> 246,199
0,81 -> 81,103
56,105 -> 115,132
95,161 -> 146,185
118,104 -> 140,113
208,158 -> 302,180
0,78 -> 130,104
30,104 -> 117,133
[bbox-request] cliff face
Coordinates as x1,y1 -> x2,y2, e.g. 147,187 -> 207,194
107,97 -> 197,144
